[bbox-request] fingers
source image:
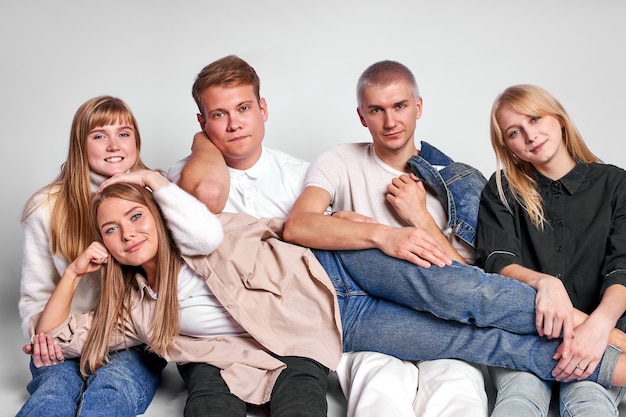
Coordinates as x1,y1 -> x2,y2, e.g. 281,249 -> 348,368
552,349 -> 599,383
560,317 -> 574,359
22,343 -> 33,355
400,236 -> 450,268
31,334 -> 63,368
87,242 -> 109,265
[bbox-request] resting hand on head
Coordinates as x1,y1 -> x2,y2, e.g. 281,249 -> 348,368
66,241 -> 109,278
99,169 -> 170,194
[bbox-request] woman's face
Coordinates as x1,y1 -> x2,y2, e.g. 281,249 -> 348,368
497,105 -> 570,171
86,122 -> 138,177
96,197 -> 158,269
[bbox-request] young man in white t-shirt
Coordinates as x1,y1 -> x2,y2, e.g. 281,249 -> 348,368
283,60 -> 488,417
168,55 -> 330,417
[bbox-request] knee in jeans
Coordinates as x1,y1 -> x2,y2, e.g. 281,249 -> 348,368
560,381 -> 623,416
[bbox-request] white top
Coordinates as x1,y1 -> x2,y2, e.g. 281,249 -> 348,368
177,263 -> 246,337
306,142 -> 475,262
168,146 -> 310,219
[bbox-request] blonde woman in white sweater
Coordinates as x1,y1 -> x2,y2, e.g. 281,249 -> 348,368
18,96 -> 173,417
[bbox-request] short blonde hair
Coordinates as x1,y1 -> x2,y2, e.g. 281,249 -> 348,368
192,55 -> 261,115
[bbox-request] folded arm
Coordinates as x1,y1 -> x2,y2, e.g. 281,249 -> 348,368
177,132 -> 230,214
283,185 -> 451,268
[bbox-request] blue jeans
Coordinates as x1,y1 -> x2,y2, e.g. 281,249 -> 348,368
313,249 -> 618,387
17,347 -> 165,417
490,367 -> 626,417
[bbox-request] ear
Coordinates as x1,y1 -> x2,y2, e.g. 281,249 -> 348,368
259,97 -> 269,122
415,96 -> 423,120
197,113 -> 206,130
357,107 -> 367,128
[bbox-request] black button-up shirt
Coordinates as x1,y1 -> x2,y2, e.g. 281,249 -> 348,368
477,163 -> 626,327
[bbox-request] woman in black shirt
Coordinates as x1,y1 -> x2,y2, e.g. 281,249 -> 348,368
478,84 -> 626,416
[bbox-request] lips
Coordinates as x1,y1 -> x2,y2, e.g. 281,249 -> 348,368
530,139 -> 548,153
229,135 -> 248,143
124,240 -> 145,253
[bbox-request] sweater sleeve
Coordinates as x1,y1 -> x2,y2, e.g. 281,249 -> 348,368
152,182 -> 223,256
19,196 -> 59,338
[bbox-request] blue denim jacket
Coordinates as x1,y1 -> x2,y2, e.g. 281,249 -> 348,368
407,141 -> 487,248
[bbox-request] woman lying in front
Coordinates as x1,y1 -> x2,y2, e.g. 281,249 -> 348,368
32,169 -> 343,417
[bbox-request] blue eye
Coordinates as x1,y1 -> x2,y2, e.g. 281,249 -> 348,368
530,116 -> 540,123
131,213 -> 142,221
104,226 -> 118,235
509,129 -> 520,138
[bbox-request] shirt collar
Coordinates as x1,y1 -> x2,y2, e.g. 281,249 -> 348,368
227,146 -> 267,179
134,272 -> 158,303
535,162 -> 589,195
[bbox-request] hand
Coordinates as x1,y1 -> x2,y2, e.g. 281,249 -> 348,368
98,169 -> 170,193
67,242 -> 109,278
534,275 -> 575,355
378,226 -> 451,268
331,210 -> 377,224
26,333 -> 65,368
386,174 -> 429,227
552,316 -> 610,382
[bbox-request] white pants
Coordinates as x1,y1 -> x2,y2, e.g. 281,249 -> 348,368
337,352 -> 487,417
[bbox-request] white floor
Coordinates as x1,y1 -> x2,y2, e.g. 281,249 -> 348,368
3,300 -> 626,416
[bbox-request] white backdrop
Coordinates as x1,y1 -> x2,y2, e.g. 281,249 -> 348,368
1,0 -> 625,391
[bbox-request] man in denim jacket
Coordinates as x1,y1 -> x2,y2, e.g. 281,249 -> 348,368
284,60 -> 489,417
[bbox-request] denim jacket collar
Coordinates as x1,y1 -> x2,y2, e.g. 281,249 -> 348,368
407,141 -> 487,247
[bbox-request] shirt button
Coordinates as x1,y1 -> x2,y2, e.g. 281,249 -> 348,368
226,304 -> 233,308
556,247 -> 562,252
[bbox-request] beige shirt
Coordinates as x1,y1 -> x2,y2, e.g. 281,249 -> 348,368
32,212 -> 343,405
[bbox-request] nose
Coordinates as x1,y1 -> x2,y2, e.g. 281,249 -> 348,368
122,228 -> 135,241
524,126 -> 539,142
226,113 -> 242,132
106,137 -> 121,151
383,111 -> 396,129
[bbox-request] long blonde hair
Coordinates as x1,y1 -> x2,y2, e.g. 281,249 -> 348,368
23,96 -> 148,261
80,183 -> 181,376
490,84 -> 601,228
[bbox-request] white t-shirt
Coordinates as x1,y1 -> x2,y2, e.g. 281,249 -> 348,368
306,142 -> 475,262
168,146 -> 310,219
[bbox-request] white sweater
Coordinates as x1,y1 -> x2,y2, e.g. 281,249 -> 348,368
19,175 -> 223,338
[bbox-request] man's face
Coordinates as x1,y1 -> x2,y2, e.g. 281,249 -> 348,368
197,84 -> 268,170
357,80 -> 422,156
